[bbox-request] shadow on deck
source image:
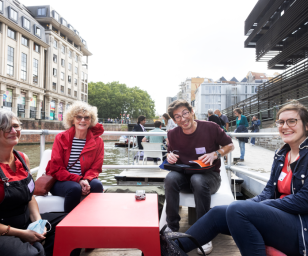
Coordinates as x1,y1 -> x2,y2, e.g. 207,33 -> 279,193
81,206 -> 240,256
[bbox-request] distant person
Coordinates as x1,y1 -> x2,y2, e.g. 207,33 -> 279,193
233,108 -> 249,162
249,115 -> 261,146
164,100 -> 234,254
167,101 -> 308,256
162,113 -> 177,131
47,102 -> 104,213
207,109 -> 222,127
142,121 -> 167,164
133,115 -> 146,150
214,109 -> 229,131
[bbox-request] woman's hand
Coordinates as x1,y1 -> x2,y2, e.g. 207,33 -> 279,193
79,180 -> 91,195
167,152 -> 179,164
19,229 -> 45,243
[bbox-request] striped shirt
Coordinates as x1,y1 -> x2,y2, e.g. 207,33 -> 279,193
67,137 -> 86,175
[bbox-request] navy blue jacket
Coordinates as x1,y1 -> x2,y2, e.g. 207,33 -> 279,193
235,125 -> 249,143
249,138 -> 308,255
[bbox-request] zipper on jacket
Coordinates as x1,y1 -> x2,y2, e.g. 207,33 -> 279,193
292,179 -> 307,255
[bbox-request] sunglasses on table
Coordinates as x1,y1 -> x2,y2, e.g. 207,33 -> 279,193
75,115 -> 91,121
275,118 -> 298,127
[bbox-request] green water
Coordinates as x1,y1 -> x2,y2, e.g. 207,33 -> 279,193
14,142 -> 129,186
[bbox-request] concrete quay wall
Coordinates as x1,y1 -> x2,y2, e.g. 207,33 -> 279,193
252,127 -> 284,151
19,119 -> 128,144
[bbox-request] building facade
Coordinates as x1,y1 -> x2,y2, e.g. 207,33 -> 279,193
0,0 -> 91,121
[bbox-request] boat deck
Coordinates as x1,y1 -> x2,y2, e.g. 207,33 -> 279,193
81,206 -> 240,256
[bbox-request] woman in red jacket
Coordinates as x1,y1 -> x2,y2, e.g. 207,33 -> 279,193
47,102 -> 104,212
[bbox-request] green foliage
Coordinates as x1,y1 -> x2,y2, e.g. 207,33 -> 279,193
88,81 -> 156,119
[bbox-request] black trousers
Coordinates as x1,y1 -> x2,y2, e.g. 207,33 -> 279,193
0,212 -> 81,256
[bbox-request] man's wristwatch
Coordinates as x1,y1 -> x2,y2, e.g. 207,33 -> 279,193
215,151 -> 221,159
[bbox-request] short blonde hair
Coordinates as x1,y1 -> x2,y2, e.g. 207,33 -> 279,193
63,101 -> 98,129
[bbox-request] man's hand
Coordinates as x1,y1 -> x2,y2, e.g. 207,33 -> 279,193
79,180 -> 91,196
167,152 -> 179,164
198,152 -> 217,165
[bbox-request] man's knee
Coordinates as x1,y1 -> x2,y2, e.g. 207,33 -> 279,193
165,171 -> 182,189
90,179 -> 103,193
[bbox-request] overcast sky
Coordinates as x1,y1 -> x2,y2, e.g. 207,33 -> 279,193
21,0 -> 273,115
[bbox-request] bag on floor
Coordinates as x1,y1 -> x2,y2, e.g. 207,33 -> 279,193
160,224 -> 206,256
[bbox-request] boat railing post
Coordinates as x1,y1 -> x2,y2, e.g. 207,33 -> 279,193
127,136 -> 130,166
227,152 -> 231,186
40,130 -> 48,161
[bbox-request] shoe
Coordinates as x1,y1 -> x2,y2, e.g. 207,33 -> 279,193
238,159 -> 244,162
197,241 -> 213,255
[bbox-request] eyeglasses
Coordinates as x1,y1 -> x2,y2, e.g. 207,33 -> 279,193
174,111 -> 190,122
2,125 -> 22,133
275,118 -> 298,127
75,115 -> 91,121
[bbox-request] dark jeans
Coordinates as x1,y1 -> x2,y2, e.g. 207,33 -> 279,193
164,170 -> 221,231
50,178 -> 103,213
178,201 -> 302,256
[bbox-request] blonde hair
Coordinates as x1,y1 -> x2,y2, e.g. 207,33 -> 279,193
63,101 -> 98,129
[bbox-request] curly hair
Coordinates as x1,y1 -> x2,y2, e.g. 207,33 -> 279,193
63,101 -> 98,129
168,100 -> 193,120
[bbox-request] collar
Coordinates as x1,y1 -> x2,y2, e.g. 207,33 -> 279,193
275,136 -> 308,157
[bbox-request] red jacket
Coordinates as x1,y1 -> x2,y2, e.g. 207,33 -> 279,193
46,123 -> 104,182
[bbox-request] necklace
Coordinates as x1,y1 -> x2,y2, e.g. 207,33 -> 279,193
287,151 -> 299,172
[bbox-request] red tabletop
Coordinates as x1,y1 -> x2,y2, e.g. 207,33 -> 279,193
53,193 -> 160,256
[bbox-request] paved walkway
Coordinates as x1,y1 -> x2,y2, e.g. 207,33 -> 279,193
230,138 -> 277,180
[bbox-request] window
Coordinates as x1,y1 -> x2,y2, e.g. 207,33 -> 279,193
22,17 -> 30,31
34,25 -> 41,38
68,24 -> 74,31
67,39 -> 73,45
53,54 -> 57,63
7,46 -> 14,76
84,95 -> 87,102
81,94 -> 84,101
61,85 -> 64,93
68,75 -> 71,83
54,40 -> 57,49
53,68 -> 57,77
21,53 -> 27,80
52,27 -> 58,34
75,67 -> 78,74
52,82 -> 56,90
68,63 -> 72,70
74,91 -> 77,97
21,36 -> 29,47
38,8 -> 46,16
82,39 -> 86,45
61,72 -> 64,80
69,50 -> 72,58
245,86 -> 247,93
85,74 -> 87,83
251,86 -> 255,93
7,28 -> 16,40
61,18 -> 67,26
81,72 -> 84,81
68,88 -> 71,95
9,7 -> 18,22
74,30 -> 79,36
61,59 -> 65,67
53,11 -> 59,21
75,55 -> 78,62
85,84 -> 87,92
74,78 -> 77,86
61,45 -> 65,54
60,33 -> 66,40
33,59 -> 38,83
0,1 -> 3,13
33,43 -> 40,53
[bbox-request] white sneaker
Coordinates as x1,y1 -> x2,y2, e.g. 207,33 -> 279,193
197,241 -> 213,255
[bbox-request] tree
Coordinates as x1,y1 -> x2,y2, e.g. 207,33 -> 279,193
88,81 -> 156,119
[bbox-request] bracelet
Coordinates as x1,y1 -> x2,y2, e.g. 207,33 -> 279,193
1,225 -> 10,236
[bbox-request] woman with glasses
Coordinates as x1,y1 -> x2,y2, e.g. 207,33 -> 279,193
47,101 -> 104,213
0,110 -> 76,256
165,101 -> 308,256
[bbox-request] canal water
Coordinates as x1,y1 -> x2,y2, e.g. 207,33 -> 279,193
15,142 -> 128,186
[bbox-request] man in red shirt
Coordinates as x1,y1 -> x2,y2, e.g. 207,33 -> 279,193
165,100 -> 234,254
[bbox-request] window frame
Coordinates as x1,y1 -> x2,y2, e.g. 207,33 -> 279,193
53,68 -> 57,77
34,24 -> 41,38
21,36 -> 29,47
22,17 -> 30,31
33,58 -> 38,84
37,7 -> 46,16
52,10 -> 59,22
21,52 -> 27,80
68,75 -> 71,83
52,82 -> 56,91
7,27 -> 16,40
33,43 -> 40,53
61,18 -> 67,26
7,46 -> 14,76
68,24 -> 74,31
68,88 -> 71,95
74,78 -> 77,86
53,40 -> 58,49
53,54 -> 57,63
8,7 -> 18,23
61,59 -> 65,67
0,1 -> 3,14
61,72 -> 64,80
69,50 -> 72,58
75,55 -> 78,62
61,85 -> 64,93
61,45 -> 65,54
68,63 -> 72,71
75,66 -> 78,74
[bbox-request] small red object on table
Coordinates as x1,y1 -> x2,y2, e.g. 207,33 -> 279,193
53,193 -> 160,256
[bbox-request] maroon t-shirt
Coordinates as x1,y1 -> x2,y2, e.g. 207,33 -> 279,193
167,120 -> 232,173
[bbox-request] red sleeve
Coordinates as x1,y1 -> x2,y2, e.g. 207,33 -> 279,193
83,138 -> 104,181
46,134 -> 82,183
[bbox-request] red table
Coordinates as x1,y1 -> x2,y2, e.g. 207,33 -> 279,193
53,193 -> 160,256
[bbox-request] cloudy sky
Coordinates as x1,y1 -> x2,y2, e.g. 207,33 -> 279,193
21,0 -> 271,114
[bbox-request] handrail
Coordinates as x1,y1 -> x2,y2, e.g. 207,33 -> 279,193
226,165 -> 269,182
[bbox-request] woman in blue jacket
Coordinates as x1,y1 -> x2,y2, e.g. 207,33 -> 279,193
234,108 -> 249,161
170,101 -> 308,256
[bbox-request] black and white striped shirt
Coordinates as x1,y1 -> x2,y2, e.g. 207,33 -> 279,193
67,137 -> 86,175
